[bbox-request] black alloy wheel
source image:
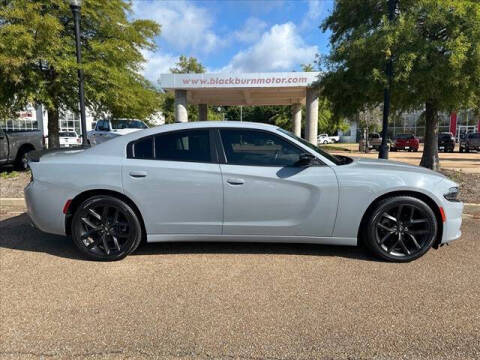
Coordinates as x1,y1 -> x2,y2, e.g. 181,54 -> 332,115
365,196 -> 437,262
72,196 -> 142,261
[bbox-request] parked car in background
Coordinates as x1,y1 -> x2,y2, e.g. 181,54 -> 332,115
460,132 -> 480,152
438,132 -> 455,152
0,128 -> 43,170
87,118 -> 148,146
26,121 -> 462,262
59,131 -> 81,148
359,133 -> 386,151
317,134 -> 340,144
391,134 -> 419,152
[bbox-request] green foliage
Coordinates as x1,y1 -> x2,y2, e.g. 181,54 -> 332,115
0,0 -> 162,141
321,0 -> 480,169
0,170 -> 19,179
170,55 -> 206,74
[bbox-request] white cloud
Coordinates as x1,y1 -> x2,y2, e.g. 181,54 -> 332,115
219,22 -> 318,73
233,17 -> 268,44
140,50 -> 178,84
300,0 -> 324,31
132,0 -> 225,53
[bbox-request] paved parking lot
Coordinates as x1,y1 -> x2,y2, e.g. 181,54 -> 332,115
1,206 -> 479,359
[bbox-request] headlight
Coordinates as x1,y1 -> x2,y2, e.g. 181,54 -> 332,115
444,187 -> 459,202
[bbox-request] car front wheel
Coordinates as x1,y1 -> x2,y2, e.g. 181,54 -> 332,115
364,196 -> 437,262
72,195 -> 142,261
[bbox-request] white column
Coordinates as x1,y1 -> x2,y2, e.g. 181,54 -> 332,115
305,87 -> 319,145
198,104 -> 208,121
174,90 -> 188,123
292,103 -> 302,137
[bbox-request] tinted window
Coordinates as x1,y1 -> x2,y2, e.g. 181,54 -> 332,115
220,129 -> 303,166
155,130 -> 211,162
111,120 -> 148,130
97,120 -> 109,131
132,136 -> 153,159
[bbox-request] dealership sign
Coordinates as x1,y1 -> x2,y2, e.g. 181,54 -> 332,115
160,72 -> 321,89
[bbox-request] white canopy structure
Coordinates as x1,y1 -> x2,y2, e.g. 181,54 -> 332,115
159,72 -> 322,144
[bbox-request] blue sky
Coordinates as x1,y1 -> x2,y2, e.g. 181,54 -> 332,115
132,0 -> 334,83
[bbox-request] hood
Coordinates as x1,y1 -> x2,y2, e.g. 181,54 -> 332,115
351,157 -> 446,179
111,128 -> 143,136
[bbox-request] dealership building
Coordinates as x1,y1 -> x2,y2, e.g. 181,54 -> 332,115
3,71 -> 480,144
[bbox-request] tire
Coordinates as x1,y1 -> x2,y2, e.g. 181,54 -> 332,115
414,148 -> 418,152
15,148 -> 32,171
465,146 -> 470,153
323,140 -> 328,144
363,196 -> 437,262
459,147 -> 464,153
71,195 -> 143,261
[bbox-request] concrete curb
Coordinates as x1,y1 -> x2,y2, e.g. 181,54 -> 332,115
0,198 -> 25,206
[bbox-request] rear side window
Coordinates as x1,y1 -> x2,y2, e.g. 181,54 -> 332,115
130,136 -> 154,159
155,129 -> 211,162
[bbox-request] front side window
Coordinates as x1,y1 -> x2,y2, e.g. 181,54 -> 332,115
155,129 -> 211,162
220,129 -> 303,166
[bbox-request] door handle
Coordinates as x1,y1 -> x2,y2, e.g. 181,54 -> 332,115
129,171 -> 147,178
226,178 -> 245,185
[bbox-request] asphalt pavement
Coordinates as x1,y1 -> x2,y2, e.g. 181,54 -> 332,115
1,207 -> 479,360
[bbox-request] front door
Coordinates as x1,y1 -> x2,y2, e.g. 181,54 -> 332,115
122,129 -> 223,235
218,128 -> 339,237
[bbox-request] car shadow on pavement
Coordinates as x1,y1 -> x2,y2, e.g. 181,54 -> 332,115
0,213 -> 375,262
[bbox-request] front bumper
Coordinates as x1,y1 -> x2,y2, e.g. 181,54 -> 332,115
441,200 -> 463,244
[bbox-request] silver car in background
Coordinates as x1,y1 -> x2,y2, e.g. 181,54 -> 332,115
87,118 -> 148,146
25,122 -> 463,262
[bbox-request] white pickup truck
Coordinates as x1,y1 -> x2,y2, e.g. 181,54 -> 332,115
317,133 -> 340,144
87,118 -> 148,146
0,128 -> 44,170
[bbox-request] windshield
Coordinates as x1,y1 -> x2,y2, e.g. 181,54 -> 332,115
59,132 -> 77,137
395,134 -> 412,140
278,128 -> 347,165
111,120 -> 148,130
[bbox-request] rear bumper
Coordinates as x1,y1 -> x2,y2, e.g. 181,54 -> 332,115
25,181 -> 67,236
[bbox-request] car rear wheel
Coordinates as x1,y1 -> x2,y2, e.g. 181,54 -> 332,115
364,196 -> 437,262
71,195 -> 142,261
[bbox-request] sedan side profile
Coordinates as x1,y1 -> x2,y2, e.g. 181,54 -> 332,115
26,122 -> 463,262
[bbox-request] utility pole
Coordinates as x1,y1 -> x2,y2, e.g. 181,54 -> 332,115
240,105 -> 243,121
379,0 -> 397,159
70,0 -> 88,146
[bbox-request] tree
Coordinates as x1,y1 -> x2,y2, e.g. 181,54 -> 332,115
0,0 -> 161,147
170,55 -> 206,74
321,0 -> 480,170
161,55 -> 221,123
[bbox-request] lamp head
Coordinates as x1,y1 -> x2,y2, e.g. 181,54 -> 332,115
69,0 -> 82,8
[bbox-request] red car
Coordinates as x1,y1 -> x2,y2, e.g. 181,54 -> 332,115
391,134 -> 419,152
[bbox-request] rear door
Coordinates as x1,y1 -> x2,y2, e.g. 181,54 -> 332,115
122,129 -> 223,235
217,128 -> 338,237
94,120 -> 110,145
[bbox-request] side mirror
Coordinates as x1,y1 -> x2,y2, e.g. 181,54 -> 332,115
296,153 -> 316,167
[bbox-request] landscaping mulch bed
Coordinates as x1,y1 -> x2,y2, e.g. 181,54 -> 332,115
441,169 -> 480,204
0,170 -> 30,198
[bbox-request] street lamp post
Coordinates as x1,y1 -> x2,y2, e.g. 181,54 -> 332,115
379,0 -> 397,159
69,0 -> 88,146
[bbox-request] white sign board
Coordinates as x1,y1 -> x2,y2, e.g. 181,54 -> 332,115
160,72 -> 321,89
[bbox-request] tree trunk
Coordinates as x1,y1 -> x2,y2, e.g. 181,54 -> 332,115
47,106 -> 60,149
420,100 -> 440,170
